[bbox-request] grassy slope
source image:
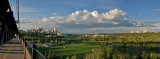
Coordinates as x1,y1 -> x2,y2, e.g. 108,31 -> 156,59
37,42 -> 100,59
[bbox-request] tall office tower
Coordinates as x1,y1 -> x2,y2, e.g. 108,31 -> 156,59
54,27 -> 56,32
133,29 -> 136,33
37,28 -> 41,33
143,29 -> 147,33
46,29 -> 50,33
52,29 -> 54,32
131,30 -> 134,33
139,29 -> 142,33
32,29 -> 35,32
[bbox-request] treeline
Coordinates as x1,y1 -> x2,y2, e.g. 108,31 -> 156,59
84,43 -> 160,59
21,32 -> 160,44
20,32 -> 80,44
73,33 -> 160,43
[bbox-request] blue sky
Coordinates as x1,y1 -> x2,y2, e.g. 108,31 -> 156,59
9,0 -> 160,33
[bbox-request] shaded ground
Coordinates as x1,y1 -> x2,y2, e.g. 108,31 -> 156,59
0,37 -> 24,59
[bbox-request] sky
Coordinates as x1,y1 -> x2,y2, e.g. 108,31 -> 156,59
9,0 -> 160,33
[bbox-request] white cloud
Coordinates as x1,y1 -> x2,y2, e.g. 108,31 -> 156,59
64,9 -> 127,25
42,17 -> 48,22
102,9 -> 127,21
21,9 -> 158,33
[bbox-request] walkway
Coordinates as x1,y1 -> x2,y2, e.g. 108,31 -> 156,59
0,37 -> 24,59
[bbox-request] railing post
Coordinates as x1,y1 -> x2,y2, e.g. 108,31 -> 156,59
21,38 -> 23,50
24,38 -> 26,59
32,43 -> 36,59
20,38 -> 23,51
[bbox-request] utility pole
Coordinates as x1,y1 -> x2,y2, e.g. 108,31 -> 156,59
18,0 -> 19,23
17,0 -> 20,30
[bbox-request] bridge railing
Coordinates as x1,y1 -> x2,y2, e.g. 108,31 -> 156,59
20,37 -> 46,59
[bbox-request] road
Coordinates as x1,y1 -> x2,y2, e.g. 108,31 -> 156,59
0,37 -> 24,59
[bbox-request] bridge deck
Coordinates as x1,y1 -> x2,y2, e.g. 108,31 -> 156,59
0,37 -> 24,59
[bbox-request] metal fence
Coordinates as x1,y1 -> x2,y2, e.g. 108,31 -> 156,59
0,0 -> 46,59
20,37 -> 46,59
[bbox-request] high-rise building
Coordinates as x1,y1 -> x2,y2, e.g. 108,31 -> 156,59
133,29 -> 136,33
131,30 -> 134,33
136,30 -> 139,33
143,29 -> 147,33
31,29 -> 35,32
52,29 -> 54,32
139,29 -> 142,33
25,29 -> 28,32
54,27 -> 56,32
131,29 -> 136,33
46,29 -> 50,33
51,27 -> 57,33
37,28 -> 41,33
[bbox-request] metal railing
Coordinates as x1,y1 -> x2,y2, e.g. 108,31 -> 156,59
1,0 -> 46,59
20,37 -> 46,59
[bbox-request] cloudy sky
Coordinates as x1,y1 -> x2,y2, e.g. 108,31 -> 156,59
9,0 -> 160,33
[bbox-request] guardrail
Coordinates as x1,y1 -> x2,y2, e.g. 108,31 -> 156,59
20,37 -> 46,59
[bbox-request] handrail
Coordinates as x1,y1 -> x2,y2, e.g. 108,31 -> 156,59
26,40 -> 32,47
20,36 -> 46,59
35,50 -> 46,59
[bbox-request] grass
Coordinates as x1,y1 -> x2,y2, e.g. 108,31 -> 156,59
37,41 -> 160,59
22,32 -> 160,59
37,41 -> 100,59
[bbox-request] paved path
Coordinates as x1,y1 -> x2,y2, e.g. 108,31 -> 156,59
0,37 -> 24,59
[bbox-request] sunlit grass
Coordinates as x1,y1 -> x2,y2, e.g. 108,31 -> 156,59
37,42 -> 100,59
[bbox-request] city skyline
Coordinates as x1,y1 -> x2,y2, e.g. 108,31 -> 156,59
10,0 -> 160,33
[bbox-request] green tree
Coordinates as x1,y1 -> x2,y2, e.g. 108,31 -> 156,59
71,55 -> 77,59
37,39 -> 41,44
52,50 -> 57,58
66,56 -> 70,59
49,40 -> 54,44
48,49 -> 51,58
44,51 -> 47,58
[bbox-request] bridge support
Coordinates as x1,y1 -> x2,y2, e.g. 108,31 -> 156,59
32,44 -> 36,59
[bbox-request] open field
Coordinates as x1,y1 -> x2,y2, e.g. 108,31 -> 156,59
22,32 -> 160,59
37,41 -> 100,59
37,41 -> 160,59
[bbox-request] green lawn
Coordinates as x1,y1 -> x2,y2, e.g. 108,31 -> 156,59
37,42 -> 100,59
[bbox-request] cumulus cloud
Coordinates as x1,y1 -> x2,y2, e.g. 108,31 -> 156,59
42,17 -> 48,22
64,9 -> 128,25
102,9 -> 127,21
41,9 -> 130,28
21,9 -> 158,33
